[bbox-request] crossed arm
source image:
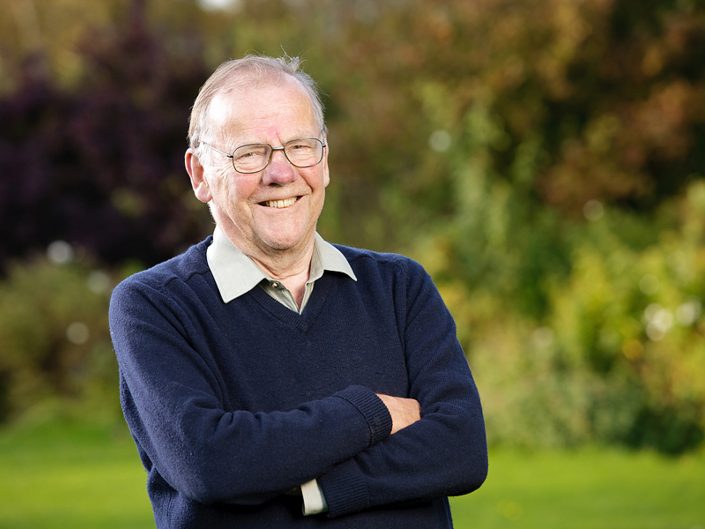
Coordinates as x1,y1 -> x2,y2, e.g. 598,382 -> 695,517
110,263 -> 487,518
299,393 -> 420,515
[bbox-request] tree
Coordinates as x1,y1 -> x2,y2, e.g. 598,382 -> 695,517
0,0 -> 211,269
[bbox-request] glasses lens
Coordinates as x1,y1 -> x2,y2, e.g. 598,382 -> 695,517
284,139 -> 323,168
230,139 -> 325,173
232,144 -> 270,173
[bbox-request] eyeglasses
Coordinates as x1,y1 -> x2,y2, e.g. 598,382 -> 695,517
200,137 -> 327,174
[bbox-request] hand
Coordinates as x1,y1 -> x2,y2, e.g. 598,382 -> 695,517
376,394 -> 421,434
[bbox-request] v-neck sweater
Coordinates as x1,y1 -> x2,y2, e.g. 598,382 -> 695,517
109,237 -> 487,529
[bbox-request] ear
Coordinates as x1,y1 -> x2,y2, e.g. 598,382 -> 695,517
322,143 -> 330,188
185,149 -> 212,203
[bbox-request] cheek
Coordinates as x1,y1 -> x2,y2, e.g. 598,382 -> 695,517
217,178 -> 259,215
209,171 -> 235,198
304,167 -> 329,191
321,155 -> 330,187
209,179 -> 228,205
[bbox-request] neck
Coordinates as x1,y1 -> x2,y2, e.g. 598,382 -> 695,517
251,244 -> 314,308
219,225 -> 315,306
250,244 -> 313,281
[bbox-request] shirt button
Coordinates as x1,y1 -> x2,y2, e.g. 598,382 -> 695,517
271,281 -> 280,289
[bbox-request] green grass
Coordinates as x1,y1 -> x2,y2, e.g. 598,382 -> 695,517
450,448 -> 705,529
0,419 -> 153,529
0,420 -> 703,529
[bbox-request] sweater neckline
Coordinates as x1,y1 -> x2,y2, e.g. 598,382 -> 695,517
249,273 -> 337,331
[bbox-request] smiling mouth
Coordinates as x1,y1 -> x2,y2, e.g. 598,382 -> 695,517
261,197 -> 298,208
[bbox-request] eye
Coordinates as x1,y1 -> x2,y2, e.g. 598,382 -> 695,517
233,145 -> 268,162
287,140 -> 315,153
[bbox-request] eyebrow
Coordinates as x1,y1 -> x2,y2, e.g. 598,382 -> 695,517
225,133 -> 321,150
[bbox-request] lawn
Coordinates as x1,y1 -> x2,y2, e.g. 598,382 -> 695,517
0,419 -> 703,529
451,448 -> 705,529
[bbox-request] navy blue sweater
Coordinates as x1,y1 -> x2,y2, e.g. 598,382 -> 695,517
109,237 -> 487,528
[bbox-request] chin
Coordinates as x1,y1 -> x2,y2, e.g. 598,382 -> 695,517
259,227 -> 313,251
260,236 -> 304,253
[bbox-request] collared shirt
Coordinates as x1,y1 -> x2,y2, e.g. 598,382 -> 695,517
206,226 -> 356,313
205,226 -> 357,514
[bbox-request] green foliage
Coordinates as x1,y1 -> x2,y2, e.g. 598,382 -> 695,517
430,179 -> 705,453
1,0 -> 705,453
548,184 -> 705,452
0,254 -> 119,423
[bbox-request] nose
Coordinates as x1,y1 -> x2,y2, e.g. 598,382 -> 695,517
261,148 -> 296,185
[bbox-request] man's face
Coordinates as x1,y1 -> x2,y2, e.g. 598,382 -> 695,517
197,76 -> 329,258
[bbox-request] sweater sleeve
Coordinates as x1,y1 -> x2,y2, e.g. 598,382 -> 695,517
109,277 -> 392,505
316,258 -> 488,517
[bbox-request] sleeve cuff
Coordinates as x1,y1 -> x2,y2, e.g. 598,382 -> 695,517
317,458 -> 369,517
333,385 -> 392,446
301,478 -> 328,515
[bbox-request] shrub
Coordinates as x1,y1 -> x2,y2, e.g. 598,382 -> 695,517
426,176 -> 705,453
0,250 -> 120,423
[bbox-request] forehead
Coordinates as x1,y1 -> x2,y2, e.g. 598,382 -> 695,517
207,76 -> 317,141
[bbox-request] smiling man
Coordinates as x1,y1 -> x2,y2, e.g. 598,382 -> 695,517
187,72 -> 329,304
109,55 -> 487,529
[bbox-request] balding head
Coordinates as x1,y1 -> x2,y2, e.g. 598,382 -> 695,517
187,55 -> 325,151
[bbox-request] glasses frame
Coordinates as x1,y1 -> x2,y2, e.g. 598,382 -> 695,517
200,137 -> 327,174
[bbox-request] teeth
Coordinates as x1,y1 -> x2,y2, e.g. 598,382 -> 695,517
265,198 -> 296,208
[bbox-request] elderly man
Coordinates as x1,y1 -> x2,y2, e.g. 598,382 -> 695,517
109,55 -> 487,529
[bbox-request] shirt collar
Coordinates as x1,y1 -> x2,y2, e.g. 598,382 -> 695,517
206,226 -> 357,304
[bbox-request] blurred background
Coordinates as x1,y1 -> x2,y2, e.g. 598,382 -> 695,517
0,0 -> 704,527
